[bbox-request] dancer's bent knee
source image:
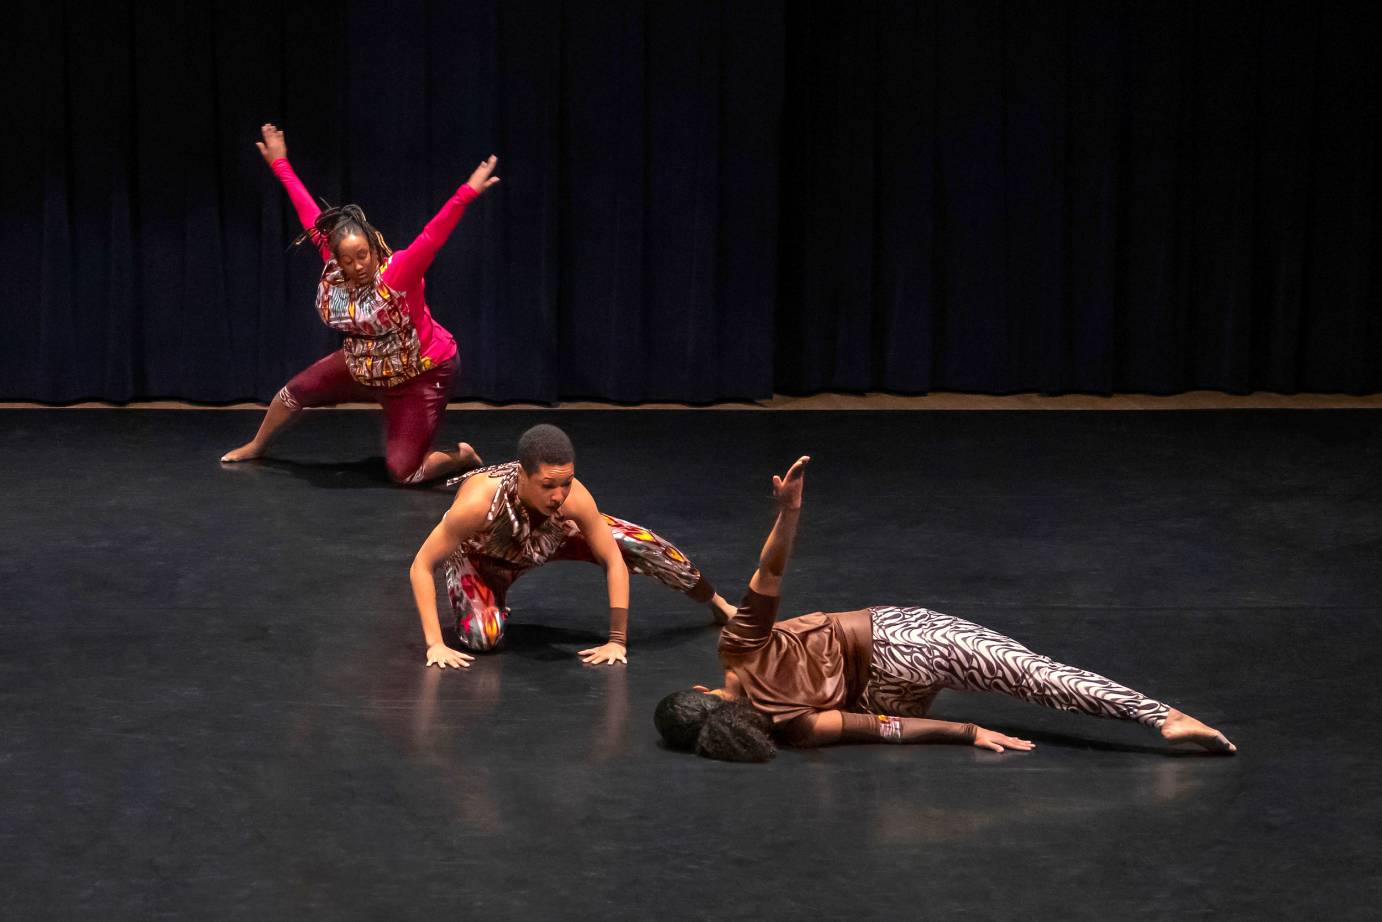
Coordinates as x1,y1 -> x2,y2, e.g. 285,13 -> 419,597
455,605 -> 507,651
445,557 -> 508,651
386,449 -> 429,484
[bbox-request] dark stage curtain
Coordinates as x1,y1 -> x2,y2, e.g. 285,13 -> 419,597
2,1 -> 1379,403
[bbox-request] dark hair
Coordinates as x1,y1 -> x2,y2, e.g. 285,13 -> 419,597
654,690 -> 723,750
654,691 -> 777,763
293,203 -> 392,264
696,700 -> 776,762
517,424 -> 575,474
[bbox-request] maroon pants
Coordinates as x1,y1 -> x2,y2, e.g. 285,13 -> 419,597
279,350 -> 458,483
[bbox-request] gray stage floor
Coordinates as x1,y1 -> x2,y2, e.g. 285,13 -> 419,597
2,408 -> 1379,919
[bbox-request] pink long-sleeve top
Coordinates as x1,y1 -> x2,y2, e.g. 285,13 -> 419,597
272,157 -> 472,368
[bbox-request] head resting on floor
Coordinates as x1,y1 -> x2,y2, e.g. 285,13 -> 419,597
654,690 -> 776,763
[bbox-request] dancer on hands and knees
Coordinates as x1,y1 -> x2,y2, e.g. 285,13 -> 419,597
411,424 -> 738,669
656,456 -> 1236,762
222,123 -> 496,484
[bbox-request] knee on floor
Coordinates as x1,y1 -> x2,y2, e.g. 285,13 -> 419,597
386,452 -> 426,484
456,608 -> 507,652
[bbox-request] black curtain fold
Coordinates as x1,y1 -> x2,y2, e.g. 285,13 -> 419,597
2,0 -> 1378,403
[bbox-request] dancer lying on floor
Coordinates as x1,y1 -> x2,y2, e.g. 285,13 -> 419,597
410,424 -> 738,668
655,456 -> 1236,762
222,123 -> 496,484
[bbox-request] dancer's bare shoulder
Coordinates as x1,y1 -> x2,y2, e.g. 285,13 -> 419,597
443,470 -> 502,527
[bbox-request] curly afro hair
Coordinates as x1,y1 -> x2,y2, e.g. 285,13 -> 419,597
654,691 -> 776,763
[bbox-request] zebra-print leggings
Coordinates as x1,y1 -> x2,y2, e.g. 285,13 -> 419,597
857,606 -> 1170,728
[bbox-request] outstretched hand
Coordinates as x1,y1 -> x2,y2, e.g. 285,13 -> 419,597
772,455 -> 810,510
467,155 -> 501,195
973,727 -> 1035,753
255,123 -> 287,165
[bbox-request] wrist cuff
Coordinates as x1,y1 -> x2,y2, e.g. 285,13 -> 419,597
839,711 -> 894,743
608,607 -> 629,647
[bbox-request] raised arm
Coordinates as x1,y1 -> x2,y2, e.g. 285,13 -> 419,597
383,155 -> 501,293
748,456 -> 810,598
409,478 -> 495,669
784,710 -> 1033,752
256,123 -> 331,261
559,480 -> 632,666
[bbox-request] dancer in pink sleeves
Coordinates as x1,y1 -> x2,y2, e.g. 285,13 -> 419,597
222,123 -> 497,484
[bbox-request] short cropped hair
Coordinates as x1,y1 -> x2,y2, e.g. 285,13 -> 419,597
517,424 -> 575,474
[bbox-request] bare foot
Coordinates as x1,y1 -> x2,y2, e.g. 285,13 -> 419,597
221,442 -> 265,463
456,442 -> 482,468
1161,709 -> 1237,754
709,593 -> 736,626
418,443 -> 484,484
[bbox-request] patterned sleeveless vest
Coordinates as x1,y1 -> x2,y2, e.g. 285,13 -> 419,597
452,462 -> 580,568
315,258 -> 431,387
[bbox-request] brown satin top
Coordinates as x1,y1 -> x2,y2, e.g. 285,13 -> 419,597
717,589 -> 873,730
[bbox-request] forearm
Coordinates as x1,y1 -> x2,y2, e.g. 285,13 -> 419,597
840,712 -> 977,745
605,557 -> 630,645
409,559 -> 447,648
384,184 -> 479,291
791,710 -> 976,746
270,159 -> 322,231
749,507 -> 800,596
269,158 -> 330,260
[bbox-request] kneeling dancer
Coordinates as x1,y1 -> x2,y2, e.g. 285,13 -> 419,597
411,424 -> 737,668
221,123 -> 495,483
656,456 -> 1236,761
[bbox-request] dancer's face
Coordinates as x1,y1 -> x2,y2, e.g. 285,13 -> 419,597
334,233 -> 378,287
517,462 -> 574,515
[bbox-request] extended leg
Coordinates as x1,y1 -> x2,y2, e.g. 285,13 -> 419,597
862,606 -> 1234,751
221,350 -> 363,462
221,389 -> 299,462
552,514 -> 736,623
868,606 -> 1170,725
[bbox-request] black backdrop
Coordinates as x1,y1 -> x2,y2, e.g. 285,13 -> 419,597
3,0 -> 1379,403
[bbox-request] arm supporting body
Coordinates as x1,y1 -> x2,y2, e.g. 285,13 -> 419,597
409,477 -> 495,664
561,480 -> 631,647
